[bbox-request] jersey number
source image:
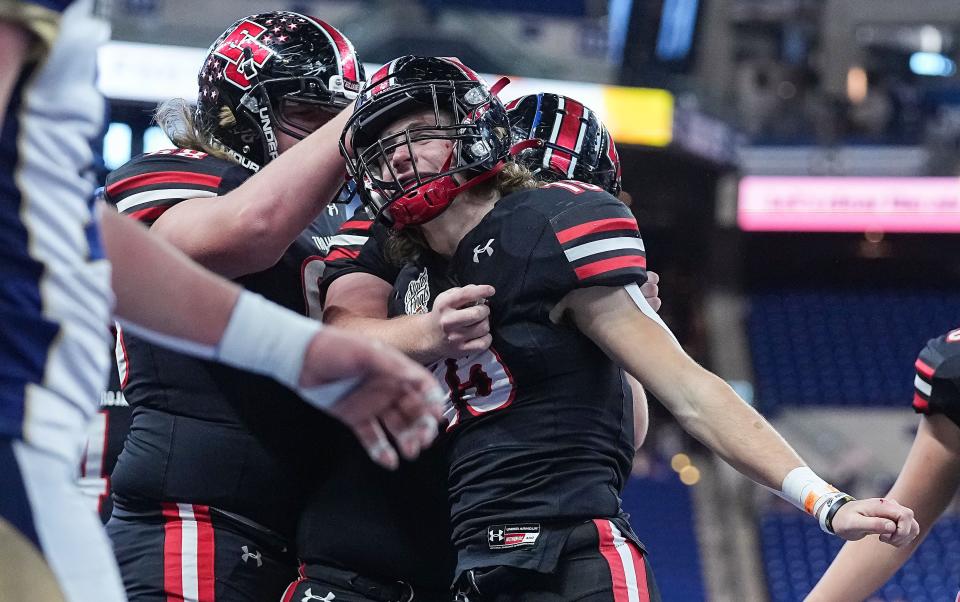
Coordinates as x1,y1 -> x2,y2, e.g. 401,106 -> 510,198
438,348 -> 516,429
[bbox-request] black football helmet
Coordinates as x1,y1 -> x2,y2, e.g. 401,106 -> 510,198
195,12 -> 364,172
506,93 -> 621,196
340,55 -> 512,228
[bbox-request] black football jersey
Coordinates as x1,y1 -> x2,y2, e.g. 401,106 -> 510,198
298,211 -> 456,588
382,182 -> 647,577
103,149 -> 351,536
318,216 -> 398,306
913,327 -> 960,429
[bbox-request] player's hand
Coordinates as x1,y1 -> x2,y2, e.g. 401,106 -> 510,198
429,284 -> 495,358
831,498 -> 919,547
297,326 -> 445,470
641,270 -> 661,313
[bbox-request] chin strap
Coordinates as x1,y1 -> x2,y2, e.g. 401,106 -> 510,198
390,159 -> 507,229
489,76 -> 510,97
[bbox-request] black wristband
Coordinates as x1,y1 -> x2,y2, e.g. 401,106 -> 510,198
824,494 -> 855,534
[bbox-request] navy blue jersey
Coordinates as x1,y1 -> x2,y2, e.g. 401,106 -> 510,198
341,182 -> 647,578
0,0 -> 112,461
102,149 -> 350,536
913,328 -> 960,429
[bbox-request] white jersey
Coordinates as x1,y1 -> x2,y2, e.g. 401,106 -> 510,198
0,0 -> 113,463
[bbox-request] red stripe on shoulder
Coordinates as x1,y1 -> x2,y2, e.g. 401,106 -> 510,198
913,392 -> 930,413
574,255 -> 647,281
556,217 -> 638,244
107,171 -> 222,198
127,205 -> 171,223
915,358 -> 935,379
324,248 -> 361,262
338,220 -> 374,232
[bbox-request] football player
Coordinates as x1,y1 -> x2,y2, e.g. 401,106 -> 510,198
0,5 -> 442,601
331,55 -> 919,601
807,327 -> 960,601
282,92 -> 659,602
100,13 -> 438,602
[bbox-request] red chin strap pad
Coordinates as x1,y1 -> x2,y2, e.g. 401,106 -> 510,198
389,161 -> 507,230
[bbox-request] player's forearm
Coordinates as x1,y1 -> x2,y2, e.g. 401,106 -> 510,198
100,205 -> 238,345
806,535 -> 924,602
808,415 -> 960,600
569,286 -> 804,490
0,19 -> 31,124
151,107 -> 352,278
223,106 -> 351,255
665,364 -> 805,488
324,307 -> 442,365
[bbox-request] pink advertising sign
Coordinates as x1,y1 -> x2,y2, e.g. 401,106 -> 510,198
738,176 -> 960,233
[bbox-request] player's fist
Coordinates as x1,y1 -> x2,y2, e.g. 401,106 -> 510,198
831,498 -> 919,547
641,270 -> 661,313
430,284 -> 495,358
297,327 -> 445,470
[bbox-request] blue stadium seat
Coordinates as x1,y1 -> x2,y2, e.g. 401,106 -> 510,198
748,291 -> 960,409
760,510 -> 960,602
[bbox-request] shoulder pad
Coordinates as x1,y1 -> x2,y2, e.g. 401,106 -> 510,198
104,149 -> 247,223
913,327 -> 960,414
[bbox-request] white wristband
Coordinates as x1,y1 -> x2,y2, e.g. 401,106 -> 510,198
217,292 -> 363,409
215,291 -> 319,390
774,466 -> 840,519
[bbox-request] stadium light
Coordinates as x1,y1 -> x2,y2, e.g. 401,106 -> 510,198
909,52 -> 956,77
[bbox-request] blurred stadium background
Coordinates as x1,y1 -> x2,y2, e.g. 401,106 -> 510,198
93,1 -> 960,600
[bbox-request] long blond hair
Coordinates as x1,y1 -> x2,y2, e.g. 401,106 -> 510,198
384,160 -> 540,265
154,98 -> 236,162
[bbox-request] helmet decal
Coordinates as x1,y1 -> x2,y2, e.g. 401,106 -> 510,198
196,12 -> 364,171
212,20 -> 275,90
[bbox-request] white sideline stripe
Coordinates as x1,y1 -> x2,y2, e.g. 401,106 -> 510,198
609,521 -> 641,602
915,374 -> 933,396
116,188 -> 216,213
177,504 -> 200,602
564,237 -> 645,261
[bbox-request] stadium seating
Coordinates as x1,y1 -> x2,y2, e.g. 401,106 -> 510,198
748,291 -> 960,409
760,509 -> 960,602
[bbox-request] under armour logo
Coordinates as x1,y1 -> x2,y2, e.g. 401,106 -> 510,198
488,528 -> 504,543
302,589 -> 336,602
473,239 -> 495,263
240,545 -> 262,567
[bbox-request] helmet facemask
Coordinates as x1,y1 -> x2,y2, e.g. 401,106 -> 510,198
343,77 -> 509,228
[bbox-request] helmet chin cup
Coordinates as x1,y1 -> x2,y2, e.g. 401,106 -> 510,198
388,160 -> 506,230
